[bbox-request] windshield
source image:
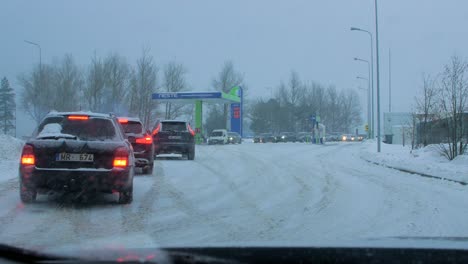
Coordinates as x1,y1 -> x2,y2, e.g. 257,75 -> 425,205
211,131 -> 224,137
36,117 -> 118,141
120,121 -> 143,134
161,122 -> 186,132
3,0 -> 468,260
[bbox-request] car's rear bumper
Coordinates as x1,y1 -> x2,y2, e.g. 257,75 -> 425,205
134,150 -> 154,167
155,142 -> 194,154
19,165 -> 133,193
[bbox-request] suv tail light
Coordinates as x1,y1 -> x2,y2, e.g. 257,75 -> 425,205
21,144 -> 35,165
152,123 -> 161,136
188,124 -> 195,137
118,118 -> 128,124
68,115 -> 89,120
113,147 -> 129,168
136,136 -> 153,144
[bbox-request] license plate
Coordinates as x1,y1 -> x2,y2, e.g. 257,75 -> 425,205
168,136 -> 181,139
56,153 -> 94,162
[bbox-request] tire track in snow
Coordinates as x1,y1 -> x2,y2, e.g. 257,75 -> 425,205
119,166 -> 162,234
149,163 -> 249,242
193,158 -> 284,240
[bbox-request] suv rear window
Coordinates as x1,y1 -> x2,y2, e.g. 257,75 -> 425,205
161,122 -> 186,132
37,116 -> 118,141
211,131 -> 224,137
121,121 -> 143,134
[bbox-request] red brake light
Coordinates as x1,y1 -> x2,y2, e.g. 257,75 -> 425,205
188,124 -> 195,136
68,115 -> 89,120
152,123 -> 161,136
118,118 -> 128,124
21,145 -> 35,165
113,147 -> 129,167
136,136 -> 153,144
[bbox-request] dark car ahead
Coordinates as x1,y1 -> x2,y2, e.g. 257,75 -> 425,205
227,132 -> 242,144
152,120 -> 196,160
19,112 -> 135,204
118,117 -> 155,174
255,133 -> 275,143
277,132 -> 297,143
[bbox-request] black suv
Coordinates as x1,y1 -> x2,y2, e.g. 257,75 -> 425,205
19,112 -> 135,204
152,120 -> 196,160
118,117 -> 155,174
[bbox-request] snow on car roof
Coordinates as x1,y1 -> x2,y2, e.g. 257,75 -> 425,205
46,111 -> 113,118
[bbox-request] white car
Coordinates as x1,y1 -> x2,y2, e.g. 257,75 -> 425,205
208,129 -> 228,145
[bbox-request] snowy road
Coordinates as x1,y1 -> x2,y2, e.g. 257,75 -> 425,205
1,142 -> 468,249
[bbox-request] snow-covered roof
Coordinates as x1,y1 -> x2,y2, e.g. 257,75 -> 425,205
46,111 -> 113,119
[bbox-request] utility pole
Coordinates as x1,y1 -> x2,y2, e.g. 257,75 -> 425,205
389,48 -> 392,113
375,0 -> 382,152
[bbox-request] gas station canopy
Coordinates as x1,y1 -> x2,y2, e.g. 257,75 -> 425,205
152,87 -> 244,144
152,91 -> 240,104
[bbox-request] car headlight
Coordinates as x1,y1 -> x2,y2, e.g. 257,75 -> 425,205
229,137 -> 233,140
281,136 -> 285,139
342,136 -> 347,141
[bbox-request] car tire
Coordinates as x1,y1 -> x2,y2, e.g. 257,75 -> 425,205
20,183 -> 37,203
187,149 -> 195,160
119,183 -> 133,204
142,163 -> 153,174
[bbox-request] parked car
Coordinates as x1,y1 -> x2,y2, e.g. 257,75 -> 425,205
325,133 -> 341,142
118,117 -> 154,174
258,133 -> 276,143
227,132 -> 242,144
152,120 -> 196,160
19,112 -> 135,204
276,132 -> 297,143
341,134 -> 358,142
208,129 -> 228,145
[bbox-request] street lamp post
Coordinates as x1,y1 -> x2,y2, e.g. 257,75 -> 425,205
350,27 -> 374,139
374,0 -> 382,152
356,76 -> 371,139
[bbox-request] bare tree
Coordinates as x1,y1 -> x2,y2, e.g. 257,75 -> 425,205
18,64 -> 55,123
163,62 -> 188,119
438,55 -> 468,160
211,61 -> 244,129
128,49 -> 158,128
414,73 -> 438,147
337,89 -> 362,133
53,54 -> 82,111
84,53 -> 106,112
103,53 -> 129,113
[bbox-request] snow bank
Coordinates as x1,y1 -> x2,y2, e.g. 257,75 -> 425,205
0,135 -> 24,161
0,135 -> 24,184
360,140 -> 468,183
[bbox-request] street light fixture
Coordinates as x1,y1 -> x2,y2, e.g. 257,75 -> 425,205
350,26 -> 374,140
24,40 -> 42,70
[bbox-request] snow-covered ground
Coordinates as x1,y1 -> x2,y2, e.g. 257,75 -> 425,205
360,140 -> 468,183
1,139 -> 468,252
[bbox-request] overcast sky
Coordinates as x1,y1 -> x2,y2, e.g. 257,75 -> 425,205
2,0 -> 468,136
